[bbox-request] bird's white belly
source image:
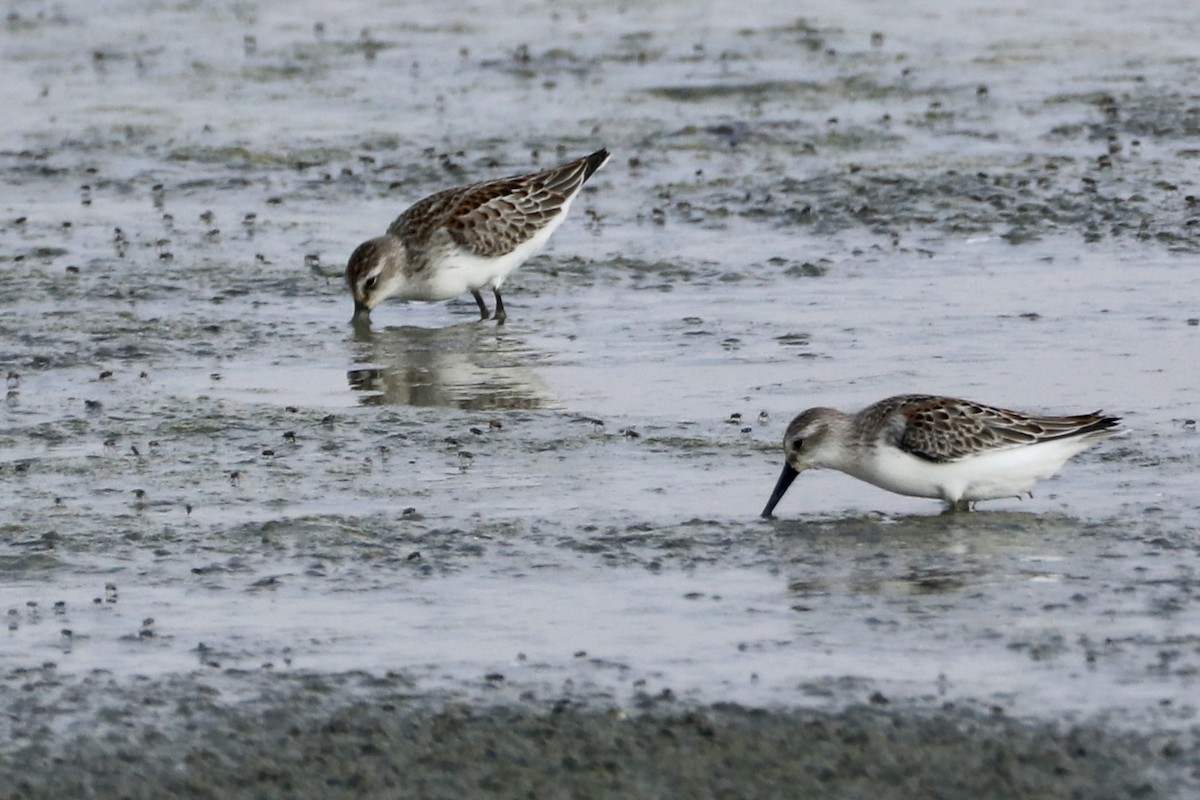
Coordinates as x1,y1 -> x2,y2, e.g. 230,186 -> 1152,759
416,204 -> 573,300
849,440 -> 1086,503
849,447 -> 953,500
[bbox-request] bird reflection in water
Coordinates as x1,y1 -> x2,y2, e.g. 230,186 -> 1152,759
347,321 -> 550,409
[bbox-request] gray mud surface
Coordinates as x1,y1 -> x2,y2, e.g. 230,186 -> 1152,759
0,677 -> 1180,800
3,0 -> 1200,796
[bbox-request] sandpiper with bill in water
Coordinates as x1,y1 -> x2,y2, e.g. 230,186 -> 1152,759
761,394 -> 1125,516
347,148 -> 610,324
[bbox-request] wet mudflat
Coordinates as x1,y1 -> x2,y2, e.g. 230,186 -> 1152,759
2,0 -> 1200,796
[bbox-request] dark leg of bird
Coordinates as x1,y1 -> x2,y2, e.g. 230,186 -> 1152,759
471,290 -> 489,320
942,499 -> 973,514
492,288 -> 507,324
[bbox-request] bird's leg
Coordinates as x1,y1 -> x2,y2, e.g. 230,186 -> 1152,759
471,290 -> 489,321
492,288 -> 507,324
942,498 -> 973,514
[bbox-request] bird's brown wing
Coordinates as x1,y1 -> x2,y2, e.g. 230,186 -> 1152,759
445,151 -> 606,257
872,394 -> 1115,463
386,149 -> 609,269
388,151 -> 603,254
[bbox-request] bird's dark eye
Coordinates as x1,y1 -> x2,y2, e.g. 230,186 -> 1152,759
791,438 -> 804,450
363,276 -> 379,291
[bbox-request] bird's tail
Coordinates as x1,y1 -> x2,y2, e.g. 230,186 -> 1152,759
581,148 -> 611,182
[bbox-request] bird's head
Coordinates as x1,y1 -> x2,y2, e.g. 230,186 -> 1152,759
760,409 -> 837,518
346,236 -> 407,320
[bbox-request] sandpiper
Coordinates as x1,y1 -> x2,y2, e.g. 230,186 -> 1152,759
347,148 -> 610,323
761,394 -> 1125,516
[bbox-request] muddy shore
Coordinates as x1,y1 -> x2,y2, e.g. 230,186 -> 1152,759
3,0 -> 1200,796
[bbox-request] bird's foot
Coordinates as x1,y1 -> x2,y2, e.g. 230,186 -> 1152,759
942,499 -> 974,514
471,290 -> 490,321
491,289 -> 506,324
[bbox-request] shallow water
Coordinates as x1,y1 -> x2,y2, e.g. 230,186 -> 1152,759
3,0 -> 1200,794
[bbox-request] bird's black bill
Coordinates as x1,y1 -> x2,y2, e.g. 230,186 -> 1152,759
761,463 -> 799,519
350,305 -> 374,340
